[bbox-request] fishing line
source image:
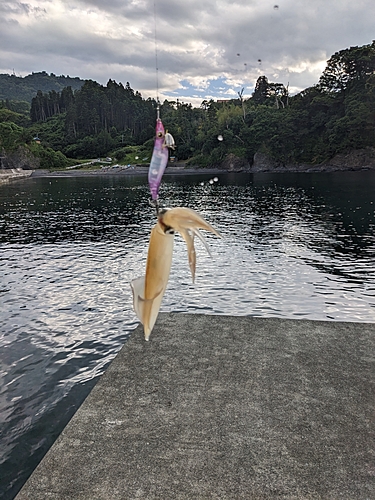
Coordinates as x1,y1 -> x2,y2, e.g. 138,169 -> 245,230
153,0 -> 160,118
149,0 -> 175,213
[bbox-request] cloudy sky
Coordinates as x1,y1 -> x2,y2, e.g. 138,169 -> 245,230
1,0 -> 374,105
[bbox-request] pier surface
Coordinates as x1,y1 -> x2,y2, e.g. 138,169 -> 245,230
0,168 -> 33,184
16,314 -> 375,499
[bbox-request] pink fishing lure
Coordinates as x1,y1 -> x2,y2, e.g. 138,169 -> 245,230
148,119 -> 169,201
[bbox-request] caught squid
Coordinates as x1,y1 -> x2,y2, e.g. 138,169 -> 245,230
131,207 -> 220,340
148,118 -> 175,202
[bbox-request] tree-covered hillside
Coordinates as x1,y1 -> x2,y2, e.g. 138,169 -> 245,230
0,41 -> 374,169
0,71 -> 84,103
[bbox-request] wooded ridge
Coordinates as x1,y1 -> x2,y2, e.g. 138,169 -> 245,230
1,42 -> 374,170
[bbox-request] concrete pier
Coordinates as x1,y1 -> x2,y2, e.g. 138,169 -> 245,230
0,168 -> 33,184
16,314 -> 375,499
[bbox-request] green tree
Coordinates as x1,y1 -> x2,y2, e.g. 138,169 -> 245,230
252,76 -> 270,105
0,122 -> 25,150
319,41 -> 375,93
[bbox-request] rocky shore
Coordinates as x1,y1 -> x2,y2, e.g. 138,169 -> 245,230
2,147 -> 375,182
0,168 -> 33,184
29,165 -> 224,178
219,147 -> 375,173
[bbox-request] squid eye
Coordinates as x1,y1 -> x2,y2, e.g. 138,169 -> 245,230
157,132 -> 163,138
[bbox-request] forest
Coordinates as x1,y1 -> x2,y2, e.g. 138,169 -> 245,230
0,71 -> 84,104
0,41 -> 374,169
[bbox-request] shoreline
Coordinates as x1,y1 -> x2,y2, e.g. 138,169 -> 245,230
30,166 -> 225,178
2,161 -> 375,183
2,147 -> 374,181
0,168 -> 33,184
29,163 -> 375,178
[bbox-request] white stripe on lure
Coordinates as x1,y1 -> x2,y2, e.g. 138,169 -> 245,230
131,207 -> 221,340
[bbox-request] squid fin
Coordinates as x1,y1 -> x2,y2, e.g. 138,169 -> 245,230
130,276 -> 164,340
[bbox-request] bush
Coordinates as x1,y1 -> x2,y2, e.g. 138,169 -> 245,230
0,122 -> 24,150
29,142 -> 70,169
187,154 -> 210,168
111,146 -> 136,160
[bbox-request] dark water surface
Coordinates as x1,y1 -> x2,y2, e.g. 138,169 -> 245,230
1,171 -> 375,498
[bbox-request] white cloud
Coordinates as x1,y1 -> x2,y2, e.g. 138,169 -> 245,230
1,0 -> 374,104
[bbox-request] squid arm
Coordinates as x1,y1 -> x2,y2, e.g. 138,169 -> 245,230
161,207 -> 220,282
131,207 -> 221,340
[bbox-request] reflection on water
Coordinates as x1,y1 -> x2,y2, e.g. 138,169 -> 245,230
1,171 -> 374,498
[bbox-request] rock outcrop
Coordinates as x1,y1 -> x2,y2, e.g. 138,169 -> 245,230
249,147 -> 375,173
321,147 -> 375,171
219,153 -> 250,172
0,168 -> 33,184
1,146 -> 40,170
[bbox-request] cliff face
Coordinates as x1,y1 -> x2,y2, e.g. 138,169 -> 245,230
1,146 -> 40,170
218,153 -> 250,172
249,147 -> 375,173
321,148 -> 375,170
